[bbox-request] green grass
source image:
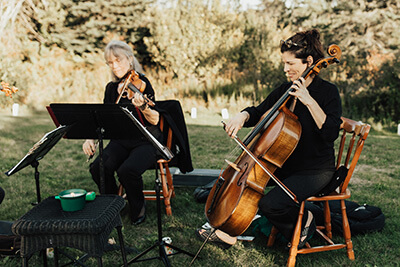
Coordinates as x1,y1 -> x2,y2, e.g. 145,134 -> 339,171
1,111 -> 400,266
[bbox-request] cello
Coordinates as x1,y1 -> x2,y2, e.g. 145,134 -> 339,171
205,44 -> 342,237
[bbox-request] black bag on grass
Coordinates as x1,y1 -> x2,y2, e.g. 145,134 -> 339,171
0,221 -> 20,256
306,200 -> 385,235
193,179 -> 217,203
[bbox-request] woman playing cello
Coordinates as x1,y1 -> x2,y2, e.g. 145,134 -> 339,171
200,29 -> 342,248
82,40 -> 161,225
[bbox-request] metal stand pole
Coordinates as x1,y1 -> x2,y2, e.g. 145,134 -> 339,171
125,168 -> 194,266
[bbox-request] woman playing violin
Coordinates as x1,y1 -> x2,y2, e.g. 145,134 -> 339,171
225,29 -> 342,247
82,40 -> 160,225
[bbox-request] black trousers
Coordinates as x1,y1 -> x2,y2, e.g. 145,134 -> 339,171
0,186 -> 4,205
89,140 -> 158,220
258,170 -> 334,241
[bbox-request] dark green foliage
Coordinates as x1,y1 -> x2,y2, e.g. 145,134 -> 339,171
350,56 -> 400,124
2,0 -> 400,125
31,0 -> 154,55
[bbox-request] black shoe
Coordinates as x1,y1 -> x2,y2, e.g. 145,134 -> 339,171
131,214 -> 146,225
298,211 -> 316,249
131,202 -> 146,226
195,228 -> 236,249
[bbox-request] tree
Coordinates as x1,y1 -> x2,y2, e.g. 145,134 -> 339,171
20,0 -> 153,55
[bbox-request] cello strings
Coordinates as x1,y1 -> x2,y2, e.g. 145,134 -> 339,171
224,128 -> 253,163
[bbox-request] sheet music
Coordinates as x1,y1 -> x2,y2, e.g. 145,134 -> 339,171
5,125 -> 70,176
120,107 -> 174,160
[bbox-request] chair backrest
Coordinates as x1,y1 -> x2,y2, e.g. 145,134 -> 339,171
155,100 -> 193,173
159,115 -> 173,150
336,117 -> 371,193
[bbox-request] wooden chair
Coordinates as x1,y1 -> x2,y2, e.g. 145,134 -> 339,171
267,117 -> 371,267
118,114 -> 175,216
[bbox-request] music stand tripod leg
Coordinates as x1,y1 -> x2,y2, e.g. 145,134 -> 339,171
153,170 -> 195,260
31,160 -> 41,205
125,168 -> 194,266
96,127 -> 106,194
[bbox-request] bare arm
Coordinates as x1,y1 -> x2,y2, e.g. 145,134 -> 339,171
132,92 -> 159,125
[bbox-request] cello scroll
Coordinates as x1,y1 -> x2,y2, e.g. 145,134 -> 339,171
303,44 -> 342,79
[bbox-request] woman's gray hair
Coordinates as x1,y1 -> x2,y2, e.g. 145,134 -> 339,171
104,40 -> 144,81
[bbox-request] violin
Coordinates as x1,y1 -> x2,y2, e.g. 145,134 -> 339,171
205,45 -> 342,237
0,81 -> 18,98
115,70 -> 155,107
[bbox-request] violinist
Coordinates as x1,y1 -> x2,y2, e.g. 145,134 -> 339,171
82,40 -> 161,225
222,29 -> 342,248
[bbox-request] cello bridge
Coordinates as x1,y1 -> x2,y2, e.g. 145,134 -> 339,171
225,159 -> 241,172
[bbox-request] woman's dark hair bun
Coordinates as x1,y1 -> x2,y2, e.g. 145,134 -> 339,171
305,29 -> 320,44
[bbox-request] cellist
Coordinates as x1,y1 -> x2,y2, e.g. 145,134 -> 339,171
199,29 -> 342,249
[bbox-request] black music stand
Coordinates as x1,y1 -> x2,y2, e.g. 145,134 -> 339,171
48,103 -> 146,194
125,169 -> 195,267
120,109 -> 194,267
5,125 -> 71,205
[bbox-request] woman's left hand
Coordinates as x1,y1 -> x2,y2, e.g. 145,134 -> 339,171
289,77 -> 312,106
131,92 -> 145,107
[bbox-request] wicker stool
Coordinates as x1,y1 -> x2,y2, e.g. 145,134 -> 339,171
12,195 -> 127,267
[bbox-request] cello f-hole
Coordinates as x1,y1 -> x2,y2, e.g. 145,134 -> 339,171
237,162 -> 248,186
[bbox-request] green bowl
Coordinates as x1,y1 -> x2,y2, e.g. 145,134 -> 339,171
56,189 -> 87,212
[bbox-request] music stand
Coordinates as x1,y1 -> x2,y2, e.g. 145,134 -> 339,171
48,103 -> 147,194
5,125 -> 72,204
125,170 -> 195,267
120,109 -> 194,266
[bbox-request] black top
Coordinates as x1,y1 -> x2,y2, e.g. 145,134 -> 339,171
243,76 -> 342,177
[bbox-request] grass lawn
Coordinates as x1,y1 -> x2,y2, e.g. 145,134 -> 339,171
1,110 -> 400,266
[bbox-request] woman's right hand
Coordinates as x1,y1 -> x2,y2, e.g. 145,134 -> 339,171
82,139 -> 96,156
225,111 -> 249,138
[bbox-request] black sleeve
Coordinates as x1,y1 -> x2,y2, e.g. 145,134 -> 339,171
139,73 -> 156,102
318,83 -> 342,142
103,82 -> 117,104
